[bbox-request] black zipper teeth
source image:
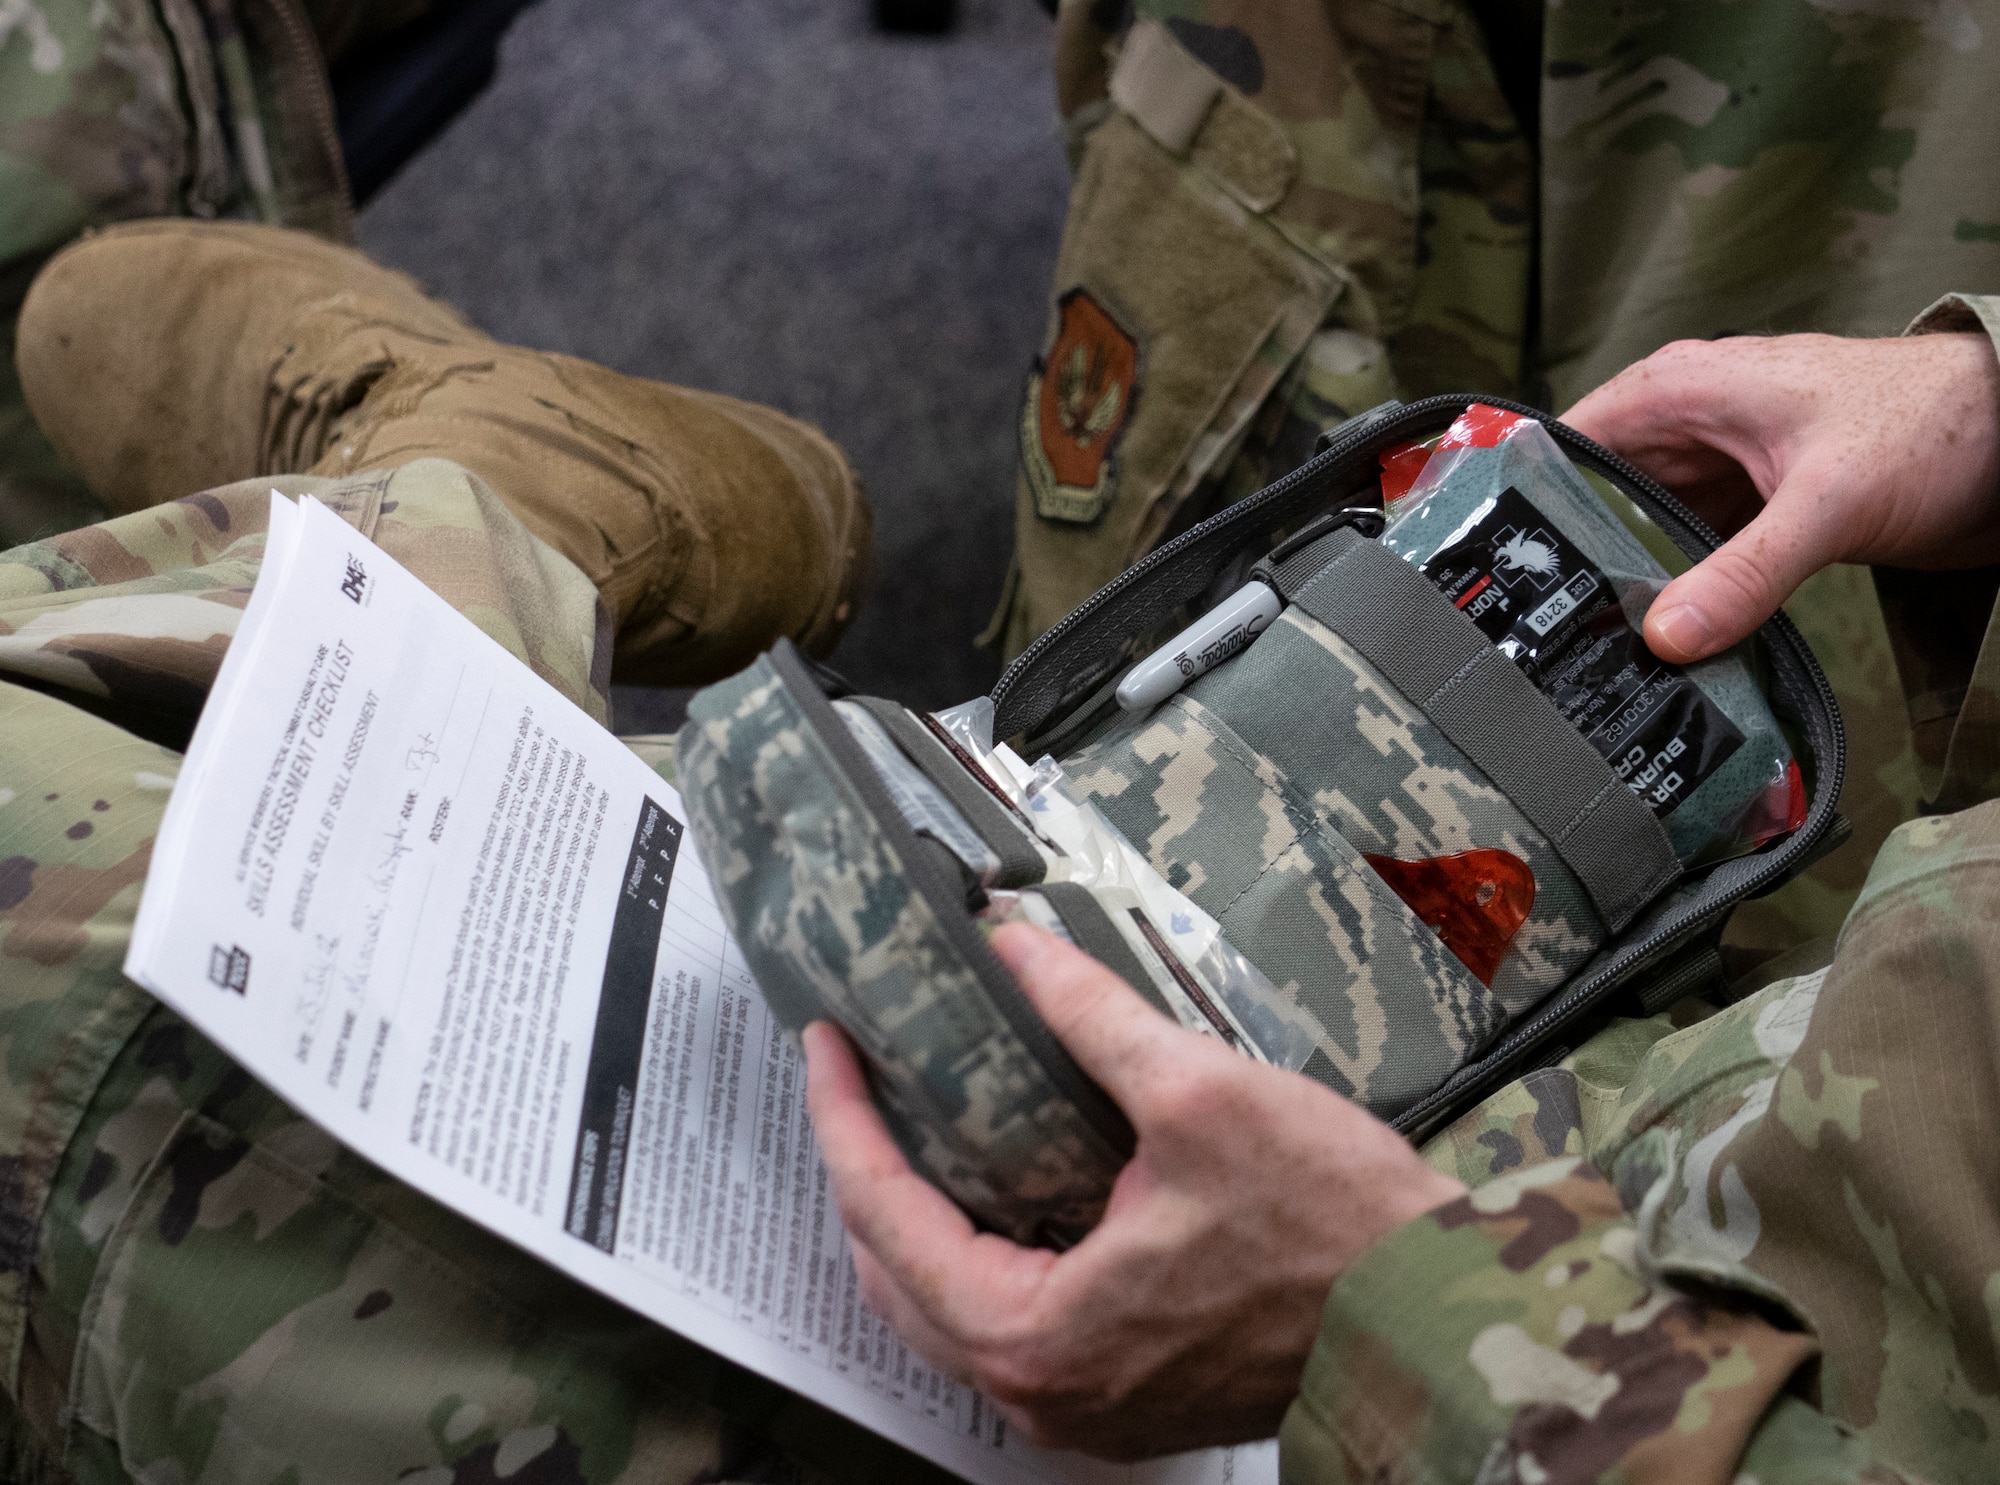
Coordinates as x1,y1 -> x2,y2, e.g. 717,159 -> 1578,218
992,395 -> 1472,714
264,0 -> 355,237
991,394 -> 1848,1136
766,644 -> 1136,1160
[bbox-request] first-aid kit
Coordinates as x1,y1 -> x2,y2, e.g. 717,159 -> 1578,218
675,398 -> 1845,1249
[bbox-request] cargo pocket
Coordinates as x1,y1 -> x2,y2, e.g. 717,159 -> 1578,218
1003,19 -> 1347,652
1067,690 -> 1504,1119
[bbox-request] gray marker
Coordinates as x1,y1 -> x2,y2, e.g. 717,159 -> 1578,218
1115,581 -> 1284,712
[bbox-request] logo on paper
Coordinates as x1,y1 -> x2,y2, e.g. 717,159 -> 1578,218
340,554 -> 371,605
208,943 -> 252,995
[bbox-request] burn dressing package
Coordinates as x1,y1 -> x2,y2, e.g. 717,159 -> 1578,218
1415,484 -> 1745,819
1383,405 -> 1805,865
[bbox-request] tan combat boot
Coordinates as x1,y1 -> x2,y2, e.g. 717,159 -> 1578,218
15,220 -> 868,685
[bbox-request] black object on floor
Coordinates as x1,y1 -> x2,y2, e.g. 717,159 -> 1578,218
874,0 -> 958,33
333,0 -> 545,204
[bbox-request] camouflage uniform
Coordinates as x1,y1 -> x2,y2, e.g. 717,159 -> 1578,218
0,463 -> 958,1485
1,0 -> 393,546
1279,298 -> 2000,1482
1291,762 -> 2000,1484
1000,0 -> 2000,947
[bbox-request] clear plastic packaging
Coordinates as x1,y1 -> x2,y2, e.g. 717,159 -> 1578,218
1379,405 -> 1805,865
834,701 -> 1003,884
927,706 -> 1323,1073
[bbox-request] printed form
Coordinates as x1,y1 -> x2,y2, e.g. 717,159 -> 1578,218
125,494 -> 1273,1485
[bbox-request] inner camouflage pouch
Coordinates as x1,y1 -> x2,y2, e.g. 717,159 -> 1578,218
677,396 -> 1846,1246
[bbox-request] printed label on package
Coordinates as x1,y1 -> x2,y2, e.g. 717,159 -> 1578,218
1417,486 -> 1743,816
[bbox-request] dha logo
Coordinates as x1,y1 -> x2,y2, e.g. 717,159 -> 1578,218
208,944 -> 251,995
339,554 -> 370,604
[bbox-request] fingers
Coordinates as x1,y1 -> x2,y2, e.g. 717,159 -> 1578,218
1562,343 -> 1745,478
804,1021 -> 1055,1339
803,1022 -> 982,1280
988,923 -> 1200,1112
1562,343 -> 1788,540
1561,353 -> 1679,453
849,1242 -> 978,1383
1642,476 -> 1842,662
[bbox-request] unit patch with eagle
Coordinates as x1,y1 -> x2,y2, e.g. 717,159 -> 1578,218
1021,287 -> 1140,525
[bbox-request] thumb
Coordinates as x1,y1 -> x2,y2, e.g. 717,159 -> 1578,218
1643,493 -> 1832,663
988,921 -> 1196,1113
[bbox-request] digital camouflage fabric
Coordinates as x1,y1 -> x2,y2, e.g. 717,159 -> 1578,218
2,352 -> 2000,1485
15,474 -> 2000,1485
1,0 -> 357,548
1005,0 -> 2000,950
677,654 -> 1128,1247
0,465 -> 957,1485
1062,604 -> 1603,1116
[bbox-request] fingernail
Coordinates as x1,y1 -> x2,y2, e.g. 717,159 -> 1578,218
1651,603 -> 1712,658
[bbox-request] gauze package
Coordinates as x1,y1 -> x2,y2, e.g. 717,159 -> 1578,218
1379,404 -> 1805,864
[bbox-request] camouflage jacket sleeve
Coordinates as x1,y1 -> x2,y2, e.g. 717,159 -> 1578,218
1872,291 -> 2000,815
1279,1156 -> 1922,1485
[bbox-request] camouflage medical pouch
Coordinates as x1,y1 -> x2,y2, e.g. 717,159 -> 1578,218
676,395 -> 1846,1247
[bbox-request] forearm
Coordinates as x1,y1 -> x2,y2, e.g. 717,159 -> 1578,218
1280,1158 -> 1921,1485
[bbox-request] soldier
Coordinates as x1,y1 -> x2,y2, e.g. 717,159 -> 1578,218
996,0 -> 2000,954
10,233 -> 1993,1484
818,309 -> 2000,1482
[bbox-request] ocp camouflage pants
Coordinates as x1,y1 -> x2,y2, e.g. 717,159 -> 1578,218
0,461 -> 956,1485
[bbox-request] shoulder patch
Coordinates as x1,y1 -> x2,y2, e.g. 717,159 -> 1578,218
1021,287 -> 1140,525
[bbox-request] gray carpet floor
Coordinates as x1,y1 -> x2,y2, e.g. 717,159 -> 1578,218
356,0 -> 1070,735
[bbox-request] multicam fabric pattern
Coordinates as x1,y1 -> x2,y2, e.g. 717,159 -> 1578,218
1289,792 -> 2000,1484
1286,1159 -> 1863,1484
5,475 -> 2000,1485
1,0 -> 354,548
677,654 -> 1127,1247
1000,0 -> 1526,650
0,462 -> 961,1485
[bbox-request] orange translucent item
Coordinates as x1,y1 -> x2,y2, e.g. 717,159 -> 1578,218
1363,849 -> 1537,987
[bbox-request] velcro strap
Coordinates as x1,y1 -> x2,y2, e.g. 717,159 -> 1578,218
1285,534 -> 1680,930
1109,19 -> 1220,152
1109,18 -> 1296,213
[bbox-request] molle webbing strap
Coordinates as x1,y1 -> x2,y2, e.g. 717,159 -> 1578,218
851,699 -> 1047,889
1272,530 -> 1680,931
1035,883 -> 1177,1020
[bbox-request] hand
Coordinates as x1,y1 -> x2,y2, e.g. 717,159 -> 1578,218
1561,331 -> 2000,663
803,923 -> 1465,1459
